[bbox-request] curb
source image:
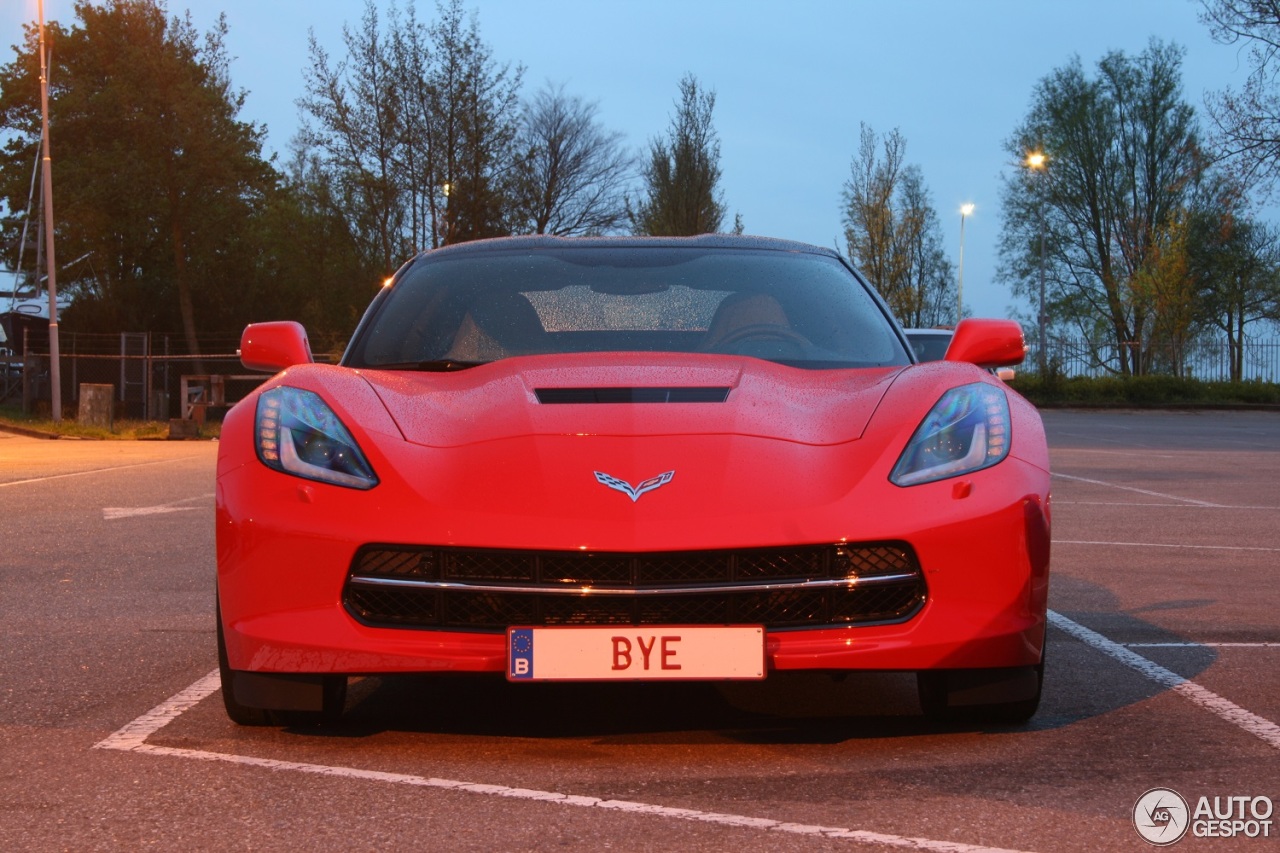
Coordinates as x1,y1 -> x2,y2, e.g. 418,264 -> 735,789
0,422 -> 71,439
1025,401 -> 1280,412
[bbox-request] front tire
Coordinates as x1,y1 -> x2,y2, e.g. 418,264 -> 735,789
217,602 -> 272,726
216,600 -> 347,726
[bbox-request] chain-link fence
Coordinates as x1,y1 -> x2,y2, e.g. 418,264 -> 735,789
1,331 -> 338,420
6,351 -> 264,420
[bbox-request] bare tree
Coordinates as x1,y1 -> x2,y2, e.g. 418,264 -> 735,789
296,0 -> 523,256
516,82 -> 633,235
296,1 -> 407,273
1199,0 -> 1280,191
387,0 -> 438,252
842,124 -> 954,327
426,0 -> 523,244
897,171 -> 956,327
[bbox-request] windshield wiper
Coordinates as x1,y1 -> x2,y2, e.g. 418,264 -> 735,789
364,359 -> 487,372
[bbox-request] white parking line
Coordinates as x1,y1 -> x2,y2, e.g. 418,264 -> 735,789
1126,643 -> 1280,649
0,458 -> 198,489
103,493 -> 214,520
1055,501 -> 1279,510
1048,611 -> 1280,751
91,615 -> 1280,848
94,671 -> 1035,853
1051,473 -> 1225,507
1055,540 -> 1280,553
1051,444 -> 1180,457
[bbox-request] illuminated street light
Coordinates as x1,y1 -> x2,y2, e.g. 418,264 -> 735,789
438,182 -> 452,245
958,203 -> 974,323
1026,152 -> 1048,374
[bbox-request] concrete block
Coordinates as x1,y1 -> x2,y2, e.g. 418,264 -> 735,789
79,383 -> 115,430
168,418 -> 201,440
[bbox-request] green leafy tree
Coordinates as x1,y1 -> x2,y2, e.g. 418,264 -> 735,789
1129,211 -> 1198,374
842,123 -> 954,327
999,41 -> 1202,374
1187,190 -> 1280,379
262,147 -> 376,345
629,74 -> 728,236
0,0 -> 277,353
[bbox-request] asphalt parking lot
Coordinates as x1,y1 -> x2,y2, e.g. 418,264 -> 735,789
1,409 -> 1277,851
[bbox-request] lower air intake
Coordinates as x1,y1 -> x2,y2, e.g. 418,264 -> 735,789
342,543 -> 925,632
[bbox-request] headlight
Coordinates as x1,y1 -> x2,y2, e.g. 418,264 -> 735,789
255,386 -> 378,490
890,383 -> 1010,486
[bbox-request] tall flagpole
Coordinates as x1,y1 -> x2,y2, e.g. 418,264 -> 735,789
38,0 -> 62,421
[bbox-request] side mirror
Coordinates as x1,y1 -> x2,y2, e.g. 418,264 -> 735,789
240,321 -> 314,373
945,318 -> 1026,369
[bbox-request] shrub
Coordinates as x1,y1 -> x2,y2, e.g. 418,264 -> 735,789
1008,375 -> 1280,407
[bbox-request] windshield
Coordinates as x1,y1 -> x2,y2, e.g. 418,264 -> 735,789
344,246 -> 910,369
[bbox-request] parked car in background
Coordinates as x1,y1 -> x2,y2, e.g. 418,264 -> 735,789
904,327 -> 955,363
906,327 -> 1018,381
216,235 -> 1049,728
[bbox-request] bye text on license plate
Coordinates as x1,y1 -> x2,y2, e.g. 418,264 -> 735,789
506,625 -> 765,681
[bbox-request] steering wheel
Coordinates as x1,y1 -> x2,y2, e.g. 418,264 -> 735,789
709,323 -> 810,351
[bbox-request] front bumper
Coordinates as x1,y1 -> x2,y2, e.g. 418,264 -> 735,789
217,458 -> 1050,675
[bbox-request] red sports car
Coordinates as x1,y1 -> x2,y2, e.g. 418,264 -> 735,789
216,235 -> 1050,725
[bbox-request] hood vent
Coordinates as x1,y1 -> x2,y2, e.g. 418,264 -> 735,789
535,387 -> 731,404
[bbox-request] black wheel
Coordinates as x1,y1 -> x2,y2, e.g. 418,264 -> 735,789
217,601 -> 273,726
917,657 -> 1044,725
216,600 -> 347,727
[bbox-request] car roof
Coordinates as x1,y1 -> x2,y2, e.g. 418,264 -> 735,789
417,233 -> 843,260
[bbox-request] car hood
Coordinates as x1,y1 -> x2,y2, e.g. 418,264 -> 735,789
358,352 -> 901,448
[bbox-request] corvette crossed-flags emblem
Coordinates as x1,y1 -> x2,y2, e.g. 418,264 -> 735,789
593,470 -> 675,502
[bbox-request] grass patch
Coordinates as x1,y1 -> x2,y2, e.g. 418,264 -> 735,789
0,404 -> 219,439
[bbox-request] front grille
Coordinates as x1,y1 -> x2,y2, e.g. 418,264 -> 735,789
343,543 -> 926,632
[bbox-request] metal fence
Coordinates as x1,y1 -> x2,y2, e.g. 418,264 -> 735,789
5,330 -> 1280,421
0,330 -> 357,420
1024,336 -> 1280,382
3,351 -> 271,420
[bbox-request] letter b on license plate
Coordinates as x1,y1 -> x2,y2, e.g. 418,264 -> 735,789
507,625 -> 765,681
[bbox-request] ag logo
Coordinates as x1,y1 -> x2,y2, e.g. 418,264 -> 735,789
1134,788 -> 1189,846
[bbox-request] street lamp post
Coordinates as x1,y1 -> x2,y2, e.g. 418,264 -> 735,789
38,0 -> 61,421
1026,152 -> 1047,375
958,203 -> 974,324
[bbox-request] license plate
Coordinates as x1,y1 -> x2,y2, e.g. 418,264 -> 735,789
506,625 -> 765,681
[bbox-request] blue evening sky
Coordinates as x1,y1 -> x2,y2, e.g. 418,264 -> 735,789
3,0 -> 1260,320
